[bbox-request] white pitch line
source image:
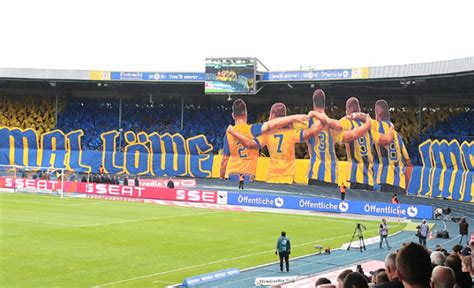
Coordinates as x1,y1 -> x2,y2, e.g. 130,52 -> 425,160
93,224 -> 403,288
77,211 -> 223,228
0,217 -> 77,227
151,280 -> 173,284
0,211 -> 223,228
0,198 -> 105,207
0,199 -> 70,206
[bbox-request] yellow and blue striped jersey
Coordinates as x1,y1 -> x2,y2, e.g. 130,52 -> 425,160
340,118 -> 374,186
307,118 -> 343,184
373,120 -> 409,189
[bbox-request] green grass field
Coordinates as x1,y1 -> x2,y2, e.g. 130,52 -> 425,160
0,193 -> 405,287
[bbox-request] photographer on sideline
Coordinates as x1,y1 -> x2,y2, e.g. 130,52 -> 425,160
379,219 -> 391,250
458,217 -> 469,245
418,219 -> 429,247
275,231 -> 291,272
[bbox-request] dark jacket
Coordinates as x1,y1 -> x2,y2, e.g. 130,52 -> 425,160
374,278 -> 404,288
459,220 -> 469,235
456,271 -> 472,288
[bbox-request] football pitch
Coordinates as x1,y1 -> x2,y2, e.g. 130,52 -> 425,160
0,193 -> 405,287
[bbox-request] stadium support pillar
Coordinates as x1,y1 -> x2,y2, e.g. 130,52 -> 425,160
418,95 -> 422,135
119,96 -> 122,130
55,92 -> 58,125
181,97 -> 184,131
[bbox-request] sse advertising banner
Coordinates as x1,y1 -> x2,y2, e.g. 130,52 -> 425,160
227,192 -> 433,219
0,177 -> 221,204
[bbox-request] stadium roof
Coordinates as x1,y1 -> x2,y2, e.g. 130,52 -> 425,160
0,57 -> 473,83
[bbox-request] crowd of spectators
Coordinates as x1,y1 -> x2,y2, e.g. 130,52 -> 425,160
1,95 -> 472,165
55,98 -> 260,153
314,241 -> 473,288
0,95 -> 63,134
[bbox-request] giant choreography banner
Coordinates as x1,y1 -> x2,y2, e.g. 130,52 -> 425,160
0,126 -> 472,202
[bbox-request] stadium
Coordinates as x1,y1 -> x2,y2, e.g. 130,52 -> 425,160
1,2 -> 474,287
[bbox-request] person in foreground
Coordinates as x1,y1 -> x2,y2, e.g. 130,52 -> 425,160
375,252 -> 403,288
343,272 -> 368,288
396,242 -> 432,288
430,266 -> 456,288
276,231 -> 291,272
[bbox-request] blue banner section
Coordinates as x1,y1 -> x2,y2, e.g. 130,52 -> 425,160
0,128 -> 214,177
407,139 -> 473,202
263,69 -> 353,81
227,192 -> 433,219
183,268 -> 240,287
110,72 -> 205,82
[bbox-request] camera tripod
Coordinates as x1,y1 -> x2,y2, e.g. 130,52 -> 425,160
347,223 -> 366,252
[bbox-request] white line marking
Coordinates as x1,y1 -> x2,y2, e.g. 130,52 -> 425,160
1,211 -> 223,229
0,199 -> 69,206
0,198 -> 104,207
0,217 -> 77,227
151,280 -> 173,284
77,211 -> 223,228
94,224 -> 403,287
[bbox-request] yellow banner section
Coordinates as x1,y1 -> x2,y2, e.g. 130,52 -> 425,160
211,155 -> 349,186
351,67 -> 369,79
89,71 -> 111,81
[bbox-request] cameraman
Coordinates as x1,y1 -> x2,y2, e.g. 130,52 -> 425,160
379,219 -> 391,250
275,231 -> 291,272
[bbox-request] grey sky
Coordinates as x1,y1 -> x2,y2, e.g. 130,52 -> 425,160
1,0 -> 473,72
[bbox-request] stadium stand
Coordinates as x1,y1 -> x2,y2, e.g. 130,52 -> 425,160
56,97 -> 261,152
2,94 -> 472,164
0,94 -> 61,134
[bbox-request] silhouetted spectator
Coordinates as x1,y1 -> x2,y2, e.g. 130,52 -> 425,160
123,176 -> 128,186
431,266 -> 456,288
316,277 -> 331,286
375,272 -> 389,285
396,242 -> 431,288
134,176 -> 139,186
337,269 -> 353,288
167,177 -> 175,188
343,272 -> 368,288
446,254 -> 471,288
461,256 -> 472,277
430,251 -> 446,267
452,244 -> 463,257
